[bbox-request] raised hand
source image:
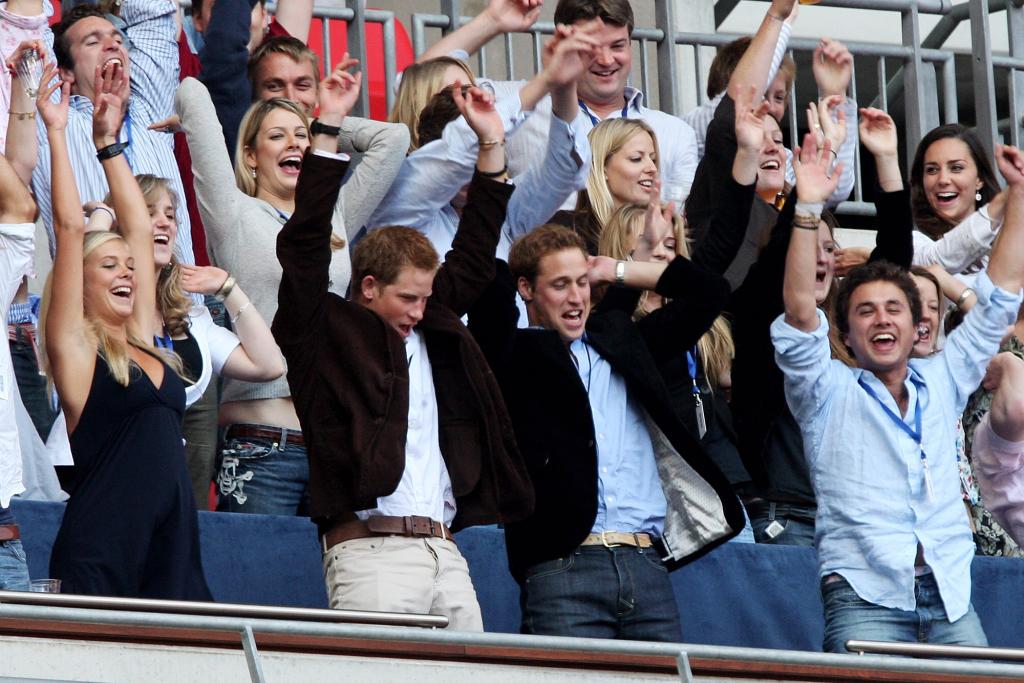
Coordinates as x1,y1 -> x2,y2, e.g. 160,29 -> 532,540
585,254 -> 618,287
734,84 -> 771,152
996,144 -> 1024,188
806,95 -> 847,153
834,246 -> 869,276
484,0 -> 543,33
5,39 -> 47,76
634,192 -> 674,264
451,82 -> 504,143
813,37 -> 853,98
793,132 -> 843,204
91,60 -> 129,147
858,107 -> 897,159
36,62 -> 68,132
318,54 -> 362,122
542,23 -> 599,89
180,264 -> 231,296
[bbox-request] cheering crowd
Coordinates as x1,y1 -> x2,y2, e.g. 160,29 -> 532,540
0,0 -> 1021,654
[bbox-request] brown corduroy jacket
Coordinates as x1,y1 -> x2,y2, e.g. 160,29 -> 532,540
273,150 -> 534,534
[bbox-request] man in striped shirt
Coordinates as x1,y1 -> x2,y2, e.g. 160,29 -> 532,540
32,0 -> 195,266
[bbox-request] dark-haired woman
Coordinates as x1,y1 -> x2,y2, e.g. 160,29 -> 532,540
909,124 -> 1007,281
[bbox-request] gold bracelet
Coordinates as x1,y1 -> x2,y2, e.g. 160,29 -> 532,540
11,111 -> 35,120
215,274 -> 236,302
478,139 -> 505,149
793,214 -> 820,231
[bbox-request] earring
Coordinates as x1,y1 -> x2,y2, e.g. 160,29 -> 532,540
975,190 -> 982,202
249,167 -> 257,179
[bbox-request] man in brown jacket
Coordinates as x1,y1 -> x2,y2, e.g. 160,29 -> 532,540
273,84 -> 532,630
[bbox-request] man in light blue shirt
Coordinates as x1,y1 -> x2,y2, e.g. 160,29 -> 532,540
771,137 -> 1024,653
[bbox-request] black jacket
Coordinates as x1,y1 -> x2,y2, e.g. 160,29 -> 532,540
470,257 -> 744,581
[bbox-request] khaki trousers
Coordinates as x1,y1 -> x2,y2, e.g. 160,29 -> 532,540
322,535 -> 484,632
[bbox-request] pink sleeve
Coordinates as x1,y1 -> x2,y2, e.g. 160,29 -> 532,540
973,413 -> 1024,546
0,2 -> 52,154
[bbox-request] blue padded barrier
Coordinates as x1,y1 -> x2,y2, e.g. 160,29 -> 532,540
11,499 -> 1024,650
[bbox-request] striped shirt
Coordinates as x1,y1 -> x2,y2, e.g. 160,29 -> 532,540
31,0 -> 195,266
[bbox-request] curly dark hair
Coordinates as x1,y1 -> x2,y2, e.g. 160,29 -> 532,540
835,261 -> 923,339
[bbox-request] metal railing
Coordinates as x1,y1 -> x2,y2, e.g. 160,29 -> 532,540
2,601 -> 1024,683
408,0 -> 964,220
847,639 -> 1024,661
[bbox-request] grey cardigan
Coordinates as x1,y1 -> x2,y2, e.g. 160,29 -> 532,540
175,77 -> 408,403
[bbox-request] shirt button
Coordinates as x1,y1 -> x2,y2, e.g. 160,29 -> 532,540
602,467 -> 608,474
607,496 -> 615,503
599,433 -> 605,439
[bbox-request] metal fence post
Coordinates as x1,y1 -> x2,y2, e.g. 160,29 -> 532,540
441,0 -> 461,35
655,0 -> 680,115
970,0 -> 1000,159
901,3 -> 928,160
345,0 -> 370,118
1006,1 -> 1024,147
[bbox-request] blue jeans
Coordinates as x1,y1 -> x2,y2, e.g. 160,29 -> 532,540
0,540 -> 30,591
520,544 -> 682,642
821,574 -> 989,654
749,501 -> 816,546
216,430 -> 310,516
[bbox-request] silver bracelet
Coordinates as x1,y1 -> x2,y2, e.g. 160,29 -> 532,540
89,206 -> 115,223
230,300 -> 251,325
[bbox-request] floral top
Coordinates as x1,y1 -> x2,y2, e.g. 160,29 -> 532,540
963,334 -> 1024,558
0,1 -> 52,154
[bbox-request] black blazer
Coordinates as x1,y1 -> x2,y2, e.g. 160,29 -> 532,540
470,257 -> 745,581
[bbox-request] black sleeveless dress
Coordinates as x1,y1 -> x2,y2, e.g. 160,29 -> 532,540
50,352 -> 211,600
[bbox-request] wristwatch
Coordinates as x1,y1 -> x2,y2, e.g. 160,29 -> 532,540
309,118 -> 341,137
614,260 -> 626,285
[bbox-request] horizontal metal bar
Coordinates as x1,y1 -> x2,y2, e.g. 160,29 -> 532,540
991,55 -> 1024,69
2,603 -> 1024,679
847,639 -> 1024,662
747,0 -> 952,13
671,31 -> 953,63
0,591 -> 447,629
834,201 -> 880,217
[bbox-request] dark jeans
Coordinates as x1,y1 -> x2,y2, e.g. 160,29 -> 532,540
216,430 -> 310,516
748,500 -> 816,547
520,544 -> 682,642
10,325 -> 56,441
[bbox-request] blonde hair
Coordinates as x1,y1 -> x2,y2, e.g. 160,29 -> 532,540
235,98 -> 345,250
600,202 -> 735,388
40,231 -> 184,388
390,57 -> 476,152
578,119 -> 660,250
107,175 -> 192,339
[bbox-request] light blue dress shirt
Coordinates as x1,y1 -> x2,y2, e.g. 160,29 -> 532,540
770,272 -> 1022,620
570,337 -> 667,537
367,91 -> 588,261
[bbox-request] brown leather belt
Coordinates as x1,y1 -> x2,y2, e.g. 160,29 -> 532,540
580,531 -> 653,548
322,515 -> 454,550
0,524 -> 20,542
225,423 -> 304,448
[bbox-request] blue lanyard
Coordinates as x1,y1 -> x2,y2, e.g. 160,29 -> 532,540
857,374 -> 934,499
578,96 -> 630,126
685,347 -> 701,398
274,208 -> 291,222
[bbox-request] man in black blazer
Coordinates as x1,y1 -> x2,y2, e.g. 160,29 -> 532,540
470,224 -> 744,641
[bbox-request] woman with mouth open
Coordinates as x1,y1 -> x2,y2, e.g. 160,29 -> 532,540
551,117 -> 661,255
91,173 -> 286,507
42,62 -> 210,598
176,57 -> 363,516
685,67 -> 915,545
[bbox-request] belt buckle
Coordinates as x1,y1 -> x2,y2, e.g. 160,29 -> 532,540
600,531 -> 621,548
408,516 -> 434,537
